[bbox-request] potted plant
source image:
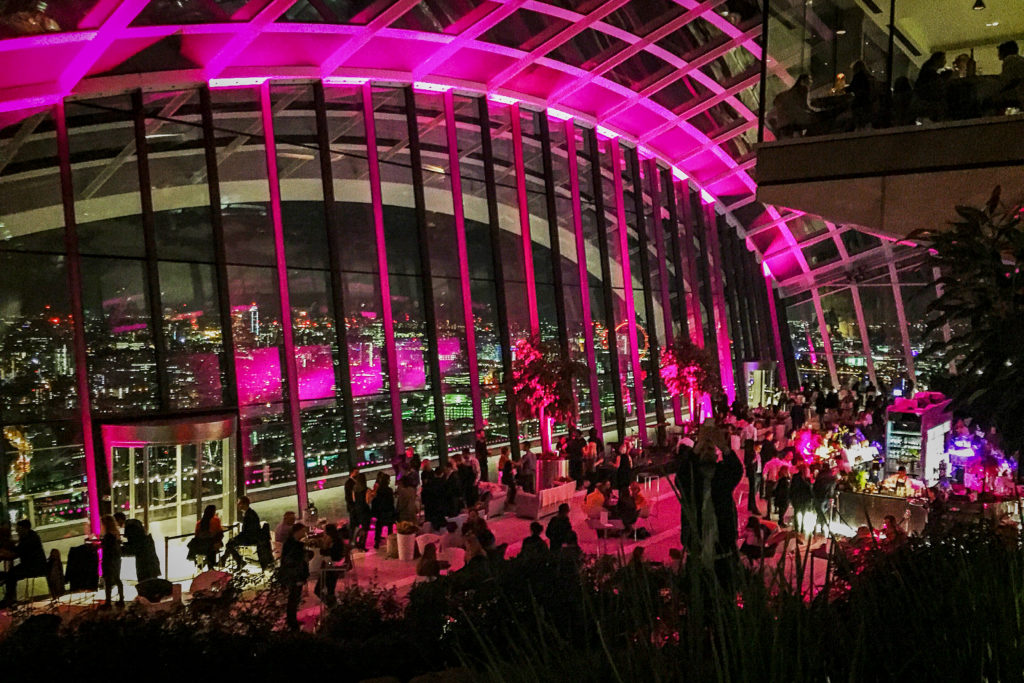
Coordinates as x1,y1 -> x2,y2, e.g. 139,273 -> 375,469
506,334 -> 588,454
395,521 -> 419,561
659,339 -> 716,425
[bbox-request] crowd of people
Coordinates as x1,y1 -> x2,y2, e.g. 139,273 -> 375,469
770,40 -> 1024,138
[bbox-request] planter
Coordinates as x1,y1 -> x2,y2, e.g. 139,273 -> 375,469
396,532 -> 417,561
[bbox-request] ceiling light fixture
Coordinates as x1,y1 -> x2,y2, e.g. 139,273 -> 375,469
973,0 -> 986,10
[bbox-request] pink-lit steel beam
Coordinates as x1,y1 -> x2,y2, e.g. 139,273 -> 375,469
886,246 -> 916,383
203,0 -> 300,79
411,0 -> 530,79
564,118 -> 603,436
674,119 -> 756,164
362,82 -> 404,453
703,202 -> 736,404
319,0 -> 420,76
646,158 -> 683,425
55,100 -> 102,535
609,141 -> 647,442
59,0 -> 151,93
488,0 -> 631,90
745,210 -> 804,238
763,269 -> 789,390
704,156 -> 756,188
509,103 -> 540,336
260,81 -> 308,511
444,90 -> 484,431
596,28 -> 762,125
546,0 -> 729,104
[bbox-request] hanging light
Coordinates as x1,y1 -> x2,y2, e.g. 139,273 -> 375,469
972,0 -> 986,9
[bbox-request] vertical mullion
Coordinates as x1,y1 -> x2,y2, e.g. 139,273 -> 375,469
887,250 -> 916,383
811,287 -> 840,389
199,85 -> 244,497
260,82 -> 308,511
649,161 -> 683,425
719,226 -> 746,404
539,114 -> 570,359
631,150 -> 665,440
404,87 -> 448,459
589,128 -> 625,441
676,182 -> 705,348
56,100 -> 102,534
444,91 -> 483,433
479,98 -> 520,457
764,278 -> 790,390
313,82 -> 359,470
850,284 -> 878,387
363,83 -> 404,454
609,143 -> 645,442
565,120 -> 602,435
704,203 -> 737,404
131,89 -> 170,411
509,104 -> 539,337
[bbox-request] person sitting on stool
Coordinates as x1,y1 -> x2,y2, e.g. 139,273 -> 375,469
224,496 -> 261,570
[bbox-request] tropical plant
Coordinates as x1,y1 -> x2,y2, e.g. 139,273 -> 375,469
913,186 -> 1024,454
659,339 -> 717,423
505,334 -> 589,453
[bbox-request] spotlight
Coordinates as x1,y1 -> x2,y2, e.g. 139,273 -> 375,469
972,0 -> 985,9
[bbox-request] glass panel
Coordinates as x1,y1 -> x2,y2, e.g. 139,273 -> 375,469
3,422 -> 88,531
0,253 -> 77,421
0,1 -> 106,35
785,296 -> 828,389
391,0 -> 489,32
819,286 -> 868,389
227,265 -> 285,405
859,277 -> 909,392
0,108 -> 64,254
241,402 -> 297,496
132,0 -> 245,25
159,261 -> 226,409
81,257 -> 160,413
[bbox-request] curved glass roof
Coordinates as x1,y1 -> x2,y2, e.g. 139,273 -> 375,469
0,0 -> 858,291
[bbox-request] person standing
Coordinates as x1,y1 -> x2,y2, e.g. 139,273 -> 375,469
742,439 -> 761,515
519,522 -> 548,559
520,441 -> 537,494
499,446 -> 517,510
760,449 -> 788,521
100,515 -> 124,608
474,429 -> 490,483
370,472 -> 396,550
545,503 -> 572,552
566,429 -> 586,490
279,523 -> 310,630
773,468 -> 792,528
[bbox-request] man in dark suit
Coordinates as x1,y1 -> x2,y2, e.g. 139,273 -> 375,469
224,496 -> 261,569
0,519 -> 47,607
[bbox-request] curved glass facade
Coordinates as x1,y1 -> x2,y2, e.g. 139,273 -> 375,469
0,81 -> 778,535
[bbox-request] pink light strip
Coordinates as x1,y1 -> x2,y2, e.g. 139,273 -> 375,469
55,100 -> 101,535
444,90 -> 483,432
260,81 -> 309,512
609,142 -> 647,443
703,202 -> 736,404
763,271 -> 788,390
58,0 -> 151,93
509,103 -> 540,336
646,158 -> 682,426
565,119 -> 602,435
363,82 -> 404,452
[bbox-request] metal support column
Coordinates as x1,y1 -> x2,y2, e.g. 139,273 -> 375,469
404,86 -> 449,459
703,203 -> 737,404
849,284 -> 878,388
260,82 -> 308,512
363,83 -> 405,455
313,82 -> 360,470
55,100 -> 103,534
811,287 -> 840,389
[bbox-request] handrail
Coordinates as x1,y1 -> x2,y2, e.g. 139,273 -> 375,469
163,523 -> 238,580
